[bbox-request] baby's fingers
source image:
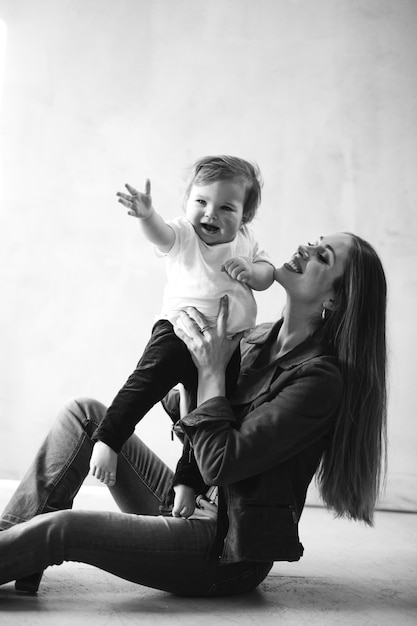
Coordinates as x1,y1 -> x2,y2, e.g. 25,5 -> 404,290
125,180 -> 151,197
222,259 -> 237,273
125,183 -> 138,196
233,269 -> 249,283
117,193 -> 132,209
173,505 -> 193,519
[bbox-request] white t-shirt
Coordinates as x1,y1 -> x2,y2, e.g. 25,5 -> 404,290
157,216 -> 273,335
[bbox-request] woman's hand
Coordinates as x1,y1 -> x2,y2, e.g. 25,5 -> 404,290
174,296 -> 243,404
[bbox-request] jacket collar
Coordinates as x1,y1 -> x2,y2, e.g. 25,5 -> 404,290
243,319 -> 330,371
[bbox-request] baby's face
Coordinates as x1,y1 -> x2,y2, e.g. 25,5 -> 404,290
185,179 -> 245,246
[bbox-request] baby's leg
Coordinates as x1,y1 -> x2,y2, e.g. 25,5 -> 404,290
94,320 -> 198,451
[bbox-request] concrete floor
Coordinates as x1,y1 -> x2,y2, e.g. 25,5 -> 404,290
0,481 -> 415,625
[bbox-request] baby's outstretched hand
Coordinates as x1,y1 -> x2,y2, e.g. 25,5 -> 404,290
117,179 -> 153,219
172,484 -> 195,519
222,256 -> 253,283
90,441 -> 118,487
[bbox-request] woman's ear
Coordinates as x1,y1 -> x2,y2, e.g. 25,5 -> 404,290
323,298 -> 335,312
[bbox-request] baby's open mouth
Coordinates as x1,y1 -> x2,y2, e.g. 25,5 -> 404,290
201,223 -> 220,234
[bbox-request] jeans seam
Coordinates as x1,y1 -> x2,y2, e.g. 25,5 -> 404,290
119,449 -> 164,504
36,432 -> 89,516
0,513 -> 27,529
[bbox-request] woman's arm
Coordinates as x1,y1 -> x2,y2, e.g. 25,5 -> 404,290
173,297 -> 342,486
175,360 -> 342,486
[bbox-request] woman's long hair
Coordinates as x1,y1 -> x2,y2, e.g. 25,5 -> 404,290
315,234 -> 387,525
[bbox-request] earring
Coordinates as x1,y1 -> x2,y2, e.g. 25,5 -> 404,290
321,307 -> 326,320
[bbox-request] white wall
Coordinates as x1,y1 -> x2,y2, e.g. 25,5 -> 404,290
0,0 -> 416,509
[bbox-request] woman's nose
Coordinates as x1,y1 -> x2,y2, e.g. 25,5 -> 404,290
298,244 -> 310,258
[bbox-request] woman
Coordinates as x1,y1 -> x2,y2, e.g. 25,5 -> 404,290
0,233 -> 387,597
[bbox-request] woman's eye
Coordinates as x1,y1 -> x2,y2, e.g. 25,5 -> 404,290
317,252 -> 327,263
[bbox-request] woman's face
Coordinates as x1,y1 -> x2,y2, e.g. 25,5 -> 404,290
274,233 -> 353,308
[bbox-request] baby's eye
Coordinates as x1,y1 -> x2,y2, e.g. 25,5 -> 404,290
196,199 -> 206,206
221,205 -> 234,212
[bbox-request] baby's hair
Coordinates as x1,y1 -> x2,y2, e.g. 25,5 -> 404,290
184,155 -> 263,224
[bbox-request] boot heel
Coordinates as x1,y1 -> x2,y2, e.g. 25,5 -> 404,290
15,571 -> 43,593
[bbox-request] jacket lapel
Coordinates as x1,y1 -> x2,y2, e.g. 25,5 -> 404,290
231,320 -> 328,406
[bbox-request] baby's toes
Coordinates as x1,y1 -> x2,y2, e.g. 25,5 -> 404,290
92,467 -> 102,481
107,473 -> 116,487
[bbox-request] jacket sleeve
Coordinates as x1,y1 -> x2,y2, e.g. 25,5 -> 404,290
161,389 -> 208,493
171,440 -> 209,493
159,439 -> 209,515
174,358 -> 342,486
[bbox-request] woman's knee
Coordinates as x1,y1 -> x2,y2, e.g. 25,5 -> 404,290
59,397 -> 107,432
27,510 -> 76,568
41,509 -> 94,547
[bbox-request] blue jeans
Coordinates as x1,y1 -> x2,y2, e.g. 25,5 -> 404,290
0,398 -> 272,596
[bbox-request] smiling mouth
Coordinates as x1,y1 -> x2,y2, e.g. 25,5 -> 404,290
201,223 -> 220,234
284,256 -> 303,274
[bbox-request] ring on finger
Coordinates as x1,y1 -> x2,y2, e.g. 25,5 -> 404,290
199,325 -> 210,333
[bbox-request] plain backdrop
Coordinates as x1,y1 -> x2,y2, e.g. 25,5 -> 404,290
0,0 -> 416,511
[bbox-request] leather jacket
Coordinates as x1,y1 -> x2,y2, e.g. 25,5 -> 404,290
172,320 -> 343,563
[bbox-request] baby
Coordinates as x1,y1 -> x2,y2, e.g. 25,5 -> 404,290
90,155 -> 274,517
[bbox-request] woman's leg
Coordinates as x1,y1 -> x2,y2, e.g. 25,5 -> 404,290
0,397 -> 173,528
0,398 -> 99,529
108,417 -> 174,515
0,507 -> 271,597
0,397 -> 272,596
0,396 -> 174,592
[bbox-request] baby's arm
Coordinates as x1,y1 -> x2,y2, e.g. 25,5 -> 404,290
222,257 -> 275,291
117,179 -> 176,254
90,441 -> 118,486
172,484 -> 196,519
